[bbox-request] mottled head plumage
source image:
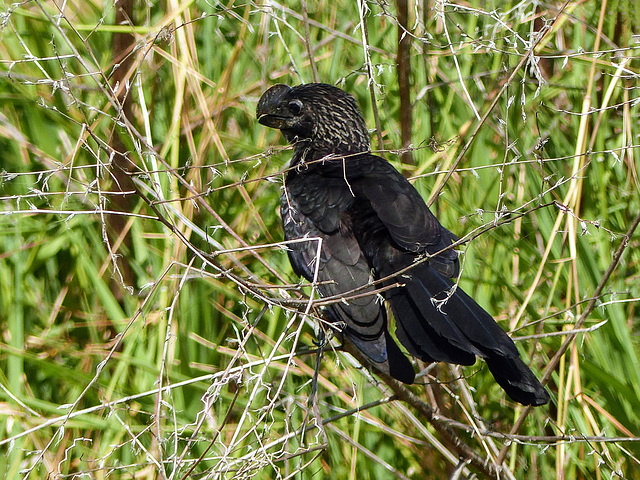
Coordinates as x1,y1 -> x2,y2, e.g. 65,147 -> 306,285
257,83 -> 371,157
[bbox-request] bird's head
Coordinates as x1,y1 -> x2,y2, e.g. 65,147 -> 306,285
256,83 -> 371,157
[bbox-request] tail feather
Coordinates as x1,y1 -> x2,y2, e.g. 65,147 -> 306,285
324,304 -> 416,384
384,329 -> 416,384
385,259 -> 549,405
344,321 -> 416,384
485,356 -> 550,406
412,265 -> 519,357
389,285 -> 478,365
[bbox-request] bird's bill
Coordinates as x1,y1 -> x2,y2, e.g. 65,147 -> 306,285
257,113 -> 291,129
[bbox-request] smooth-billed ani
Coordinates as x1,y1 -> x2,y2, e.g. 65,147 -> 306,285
257,83 -> 549,406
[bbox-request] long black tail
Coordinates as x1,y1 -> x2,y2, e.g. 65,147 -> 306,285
384,261 -> 550,406
323,304 -> 416,385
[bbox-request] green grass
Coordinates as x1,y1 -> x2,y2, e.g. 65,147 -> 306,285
1,0 -> 639,478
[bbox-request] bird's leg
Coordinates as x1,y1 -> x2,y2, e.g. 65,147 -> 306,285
299,327 -> 328,448
308,327 -> 325,413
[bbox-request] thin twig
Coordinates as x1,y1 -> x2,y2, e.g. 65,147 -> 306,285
301,0 -> 319,83
396,0 -> 413,165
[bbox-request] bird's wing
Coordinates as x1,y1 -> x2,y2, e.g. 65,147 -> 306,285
281,185 -> 385,352
281,180 -> 415,383
315,154 -> 460,278
283,168 -> 355,233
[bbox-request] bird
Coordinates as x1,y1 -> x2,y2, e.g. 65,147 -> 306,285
256,82 -> 550,406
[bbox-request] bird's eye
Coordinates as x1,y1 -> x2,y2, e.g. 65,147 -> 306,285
288,99 -> 303,116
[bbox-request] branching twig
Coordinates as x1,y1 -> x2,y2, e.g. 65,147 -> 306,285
497,210 -> 640,464
427,0 -> 572,206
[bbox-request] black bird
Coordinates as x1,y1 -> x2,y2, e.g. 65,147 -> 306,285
257,83 -> 549,406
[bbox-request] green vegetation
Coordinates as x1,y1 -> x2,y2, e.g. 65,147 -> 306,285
1,1 -> 638,478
